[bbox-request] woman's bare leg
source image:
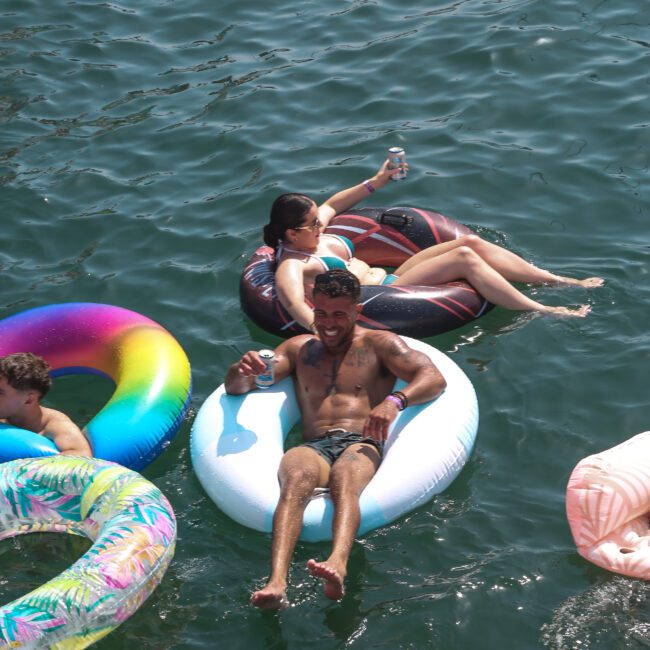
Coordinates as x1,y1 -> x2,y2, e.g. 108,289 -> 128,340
395,246 -> 591,317
394,235 -> 604,287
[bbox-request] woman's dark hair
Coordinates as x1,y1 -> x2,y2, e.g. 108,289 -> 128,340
263,193 -> 315,248
0,352 -> 52,398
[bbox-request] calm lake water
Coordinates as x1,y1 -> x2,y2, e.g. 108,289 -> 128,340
1,0 -> 649,647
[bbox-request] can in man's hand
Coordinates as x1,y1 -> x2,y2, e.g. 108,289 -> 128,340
255,349 -> 275,389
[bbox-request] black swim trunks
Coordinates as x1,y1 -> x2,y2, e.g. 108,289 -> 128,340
302,428 -> 383,465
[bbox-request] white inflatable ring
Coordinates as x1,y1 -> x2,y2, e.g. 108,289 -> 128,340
191,336 -> 478,542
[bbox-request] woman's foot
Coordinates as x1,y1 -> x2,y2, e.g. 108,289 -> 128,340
551,276 -> 605,288
542,304 -> 591,318
307,558 -> 346,601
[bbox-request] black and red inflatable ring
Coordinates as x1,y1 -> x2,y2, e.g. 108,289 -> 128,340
240,206 -> 493,339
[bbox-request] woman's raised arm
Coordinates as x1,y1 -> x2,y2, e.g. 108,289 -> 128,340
317,158 -> 404,227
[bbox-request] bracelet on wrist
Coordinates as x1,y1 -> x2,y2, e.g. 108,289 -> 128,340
363,179 -> 376,194
385,391 -> 408,411
385,394 -> 404,410
391,390 -> 409,409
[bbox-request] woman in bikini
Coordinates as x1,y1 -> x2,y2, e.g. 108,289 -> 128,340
262,159 -> 604,333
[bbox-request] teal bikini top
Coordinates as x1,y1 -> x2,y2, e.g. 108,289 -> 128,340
277,234 -> 355,271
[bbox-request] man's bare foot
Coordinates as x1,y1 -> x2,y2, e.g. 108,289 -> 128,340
544,304 -> 591,318
251,583 -> 288,610
307,558 -> 345,601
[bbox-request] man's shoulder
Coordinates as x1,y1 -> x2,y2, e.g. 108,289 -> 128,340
41,407 -> 80,432
357,329 -> 406,351
287,332 -> 317,343
280,333 -> 319,360
285,333 -> 317,349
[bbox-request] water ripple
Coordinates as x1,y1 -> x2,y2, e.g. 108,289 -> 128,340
1,0 -> 649,648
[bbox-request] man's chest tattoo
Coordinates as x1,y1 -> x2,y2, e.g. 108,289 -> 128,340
324,357 -> 341,396
301,341 -> 375,397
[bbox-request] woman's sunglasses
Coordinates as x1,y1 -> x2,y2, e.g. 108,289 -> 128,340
292,217 -> 321,231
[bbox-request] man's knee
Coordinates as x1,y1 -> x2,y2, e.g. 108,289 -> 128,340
281,465 -> 319,490
279,451 -> 327,497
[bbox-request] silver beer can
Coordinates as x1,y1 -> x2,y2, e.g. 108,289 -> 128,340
388,146 -> 407,181
255,349 -> 275,389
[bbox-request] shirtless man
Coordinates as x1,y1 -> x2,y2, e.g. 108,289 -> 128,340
0,352 -> 92,457
225,269 -> 447,609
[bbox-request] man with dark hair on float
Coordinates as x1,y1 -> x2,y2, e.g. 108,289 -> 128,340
0,352 -> 92,457
225,268 -> 446,609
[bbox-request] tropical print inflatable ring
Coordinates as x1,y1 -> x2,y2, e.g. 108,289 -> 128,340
0,456 -> 176,648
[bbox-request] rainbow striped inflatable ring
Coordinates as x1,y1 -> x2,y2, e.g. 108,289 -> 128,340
240,206 -> 492,339
0,303 -> 191,470
0,456 -> 176,648
566,431 -> 650,579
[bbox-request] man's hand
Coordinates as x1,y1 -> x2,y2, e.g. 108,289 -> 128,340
235,351 -> 268,377
362,398 -> 400,442
225,339 -> 298,396
225,350 -> 268,395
